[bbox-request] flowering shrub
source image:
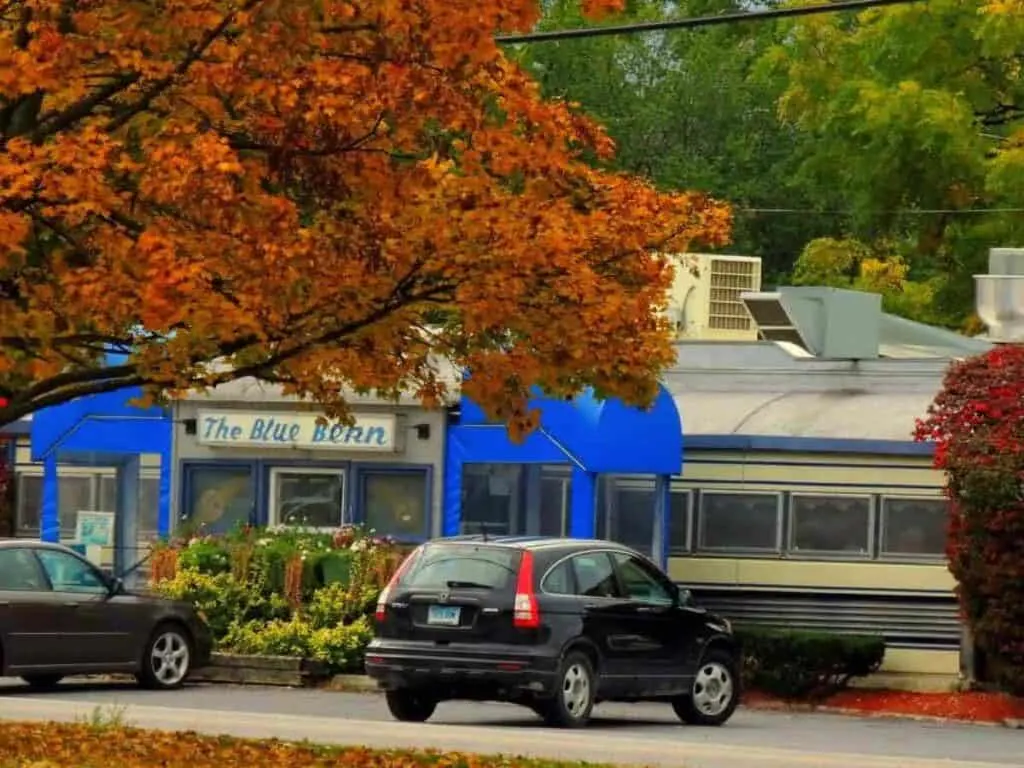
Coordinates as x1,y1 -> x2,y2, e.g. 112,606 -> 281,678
151,525 -> 410,673
914,345 -> 1024,694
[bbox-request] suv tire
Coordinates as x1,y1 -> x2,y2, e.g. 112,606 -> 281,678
385,689 -> 438,722
672,648 -> 740,726
542,650 -> 596,728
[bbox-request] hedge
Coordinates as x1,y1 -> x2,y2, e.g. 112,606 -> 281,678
0,721 -> 612,768
736,627 -> 886,700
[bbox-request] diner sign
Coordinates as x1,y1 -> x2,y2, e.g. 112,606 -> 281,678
196,410 -> 397,452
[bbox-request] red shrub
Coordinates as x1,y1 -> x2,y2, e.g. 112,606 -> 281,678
915,345 -> 1024,694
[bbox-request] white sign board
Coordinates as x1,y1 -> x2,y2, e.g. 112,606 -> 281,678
196,410 -> 397,452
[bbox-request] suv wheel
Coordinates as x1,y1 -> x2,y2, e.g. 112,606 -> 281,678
542,650 -> 596,728
385,689 -> 437,722
137,624 -> 192,690
672,648 -> 740,726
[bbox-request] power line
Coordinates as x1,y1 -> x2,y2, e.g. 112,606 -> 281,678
496,0 -> 924,45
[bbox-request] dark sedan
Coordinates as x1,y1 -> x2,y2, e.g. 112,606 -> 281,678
0,539 -> 211,690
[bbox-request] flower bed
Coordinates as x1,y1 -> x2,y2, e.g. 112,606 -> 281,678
149,525 -> 409,676
0,721 -> 616,768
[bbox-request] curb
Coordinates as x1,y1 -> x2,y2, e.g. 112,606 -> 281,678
742,699 -> 1023,729
317,675 -> 381,694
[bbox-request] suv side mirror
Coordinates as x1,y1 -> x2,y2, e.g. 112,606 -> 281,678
677,587 -> 695,607
108,576 -> 125,596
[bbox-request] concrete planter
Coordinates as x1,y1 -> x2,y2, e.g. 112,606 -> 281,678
191,653 -> 330,687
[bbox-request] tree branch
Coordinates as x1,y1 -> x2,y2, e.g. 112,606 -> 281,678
105,0 -> 265,133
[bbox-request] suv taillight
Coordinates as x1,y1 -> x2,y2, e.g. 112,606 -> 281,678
513,550 -> 540,629
375,547 -> 421,623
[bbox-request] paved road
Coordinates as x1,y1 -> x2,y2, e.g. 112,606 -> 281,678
0,679 -> 1020,768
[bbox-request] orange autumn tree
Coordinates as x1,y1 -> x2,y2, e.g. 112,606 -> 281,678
0,0 -> 730,433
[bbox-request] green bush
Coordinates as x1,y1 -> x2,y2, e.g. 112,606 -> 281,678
152,525 -> 395,672
736,627 -> 886,700
221,616 -> 373,674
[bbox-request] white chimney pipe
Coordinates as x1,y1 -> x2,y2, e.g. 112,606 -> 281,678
975,248 -> 1024,342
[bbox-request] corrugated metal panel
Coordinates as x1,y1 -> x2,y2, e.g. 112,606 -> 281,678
689,585 -> 961,650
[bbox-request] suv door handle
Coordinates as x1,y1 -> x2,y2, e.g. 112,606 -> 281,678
62,602 -> 79,608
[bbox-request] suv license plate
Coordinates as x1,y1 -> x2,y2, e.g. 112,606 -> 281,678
427,605 -> 461,626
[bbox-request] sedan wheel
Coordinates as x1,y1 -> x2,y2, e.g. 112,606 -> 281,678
137,626 -> 192,690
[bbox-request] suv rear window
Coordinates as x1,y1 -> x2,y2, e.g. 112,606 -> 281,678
399,544 -> 520,591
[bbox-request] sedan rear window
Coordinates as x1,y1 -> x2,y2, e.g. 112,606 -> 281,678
399,544 -> 520,591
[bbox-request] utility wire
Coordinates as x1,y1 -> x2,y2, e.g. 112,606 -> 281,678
496,0 -> 924,44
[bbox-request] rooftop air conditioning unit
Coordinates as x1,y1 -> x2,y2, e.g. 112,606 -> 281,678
663,253 -> 762,341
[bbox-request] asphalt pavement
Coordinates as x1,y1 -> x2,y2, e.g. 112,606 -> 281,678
0,678 -> 1020,768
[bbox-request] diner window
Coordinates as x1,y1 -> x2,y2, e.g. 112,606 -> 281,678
360,469 -> 428,539
100,475 -> 162,535
183,465 -> 254,534
539,467 -> 571,537
698,491 -> 781,552
461,463 -> 524,536
269,468 -> 345,529
15,473 -> 93,538
668,489 -> 692,554
880,497 -> 948,558
596,476 -> 660,558
790,494 -> 872,556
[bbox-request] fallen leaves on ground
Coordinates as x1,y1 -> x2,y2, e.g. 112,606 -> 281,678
745,688 -> 1024,723
0,721 -> 622,768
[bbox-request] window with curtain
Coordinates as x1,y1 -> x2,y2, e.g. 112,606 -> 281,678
361,469 -> 428,539
183,465 -> 254,534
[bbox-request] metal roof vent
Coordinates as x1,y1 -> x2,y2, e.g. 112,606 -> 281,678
741,286 -> 882,359
975,248 -> 1024,342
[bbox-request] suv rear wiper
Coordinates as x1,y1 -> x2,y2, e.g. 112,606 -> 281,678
445,580 -> 494,589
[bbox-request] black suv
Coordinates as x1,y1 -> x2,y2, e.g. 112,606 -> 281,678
366,536 -> 740,728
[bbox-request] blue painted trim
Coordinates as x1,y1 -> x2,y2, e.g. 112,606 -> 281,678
158,456 -> 172,538
179,460 -> 259,530
351,463 -> 433,542
442,430 -> 464,536
684,434 -> 935,457
41,454 -> 58,542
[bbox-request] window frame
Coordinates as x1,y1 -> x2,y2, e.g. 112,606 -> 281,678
267,466 -> 348,530
878,494 -> 948,562
353,464 -> 432,541
787,492 -> 875,560
668,486 -> 693,556
696,489 -> 784,555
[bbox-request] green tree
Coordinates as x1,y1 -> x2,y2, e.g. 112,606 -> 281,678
792,237 -> 950,327
760,0 -> 1024,329
517,0 -> 831,280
